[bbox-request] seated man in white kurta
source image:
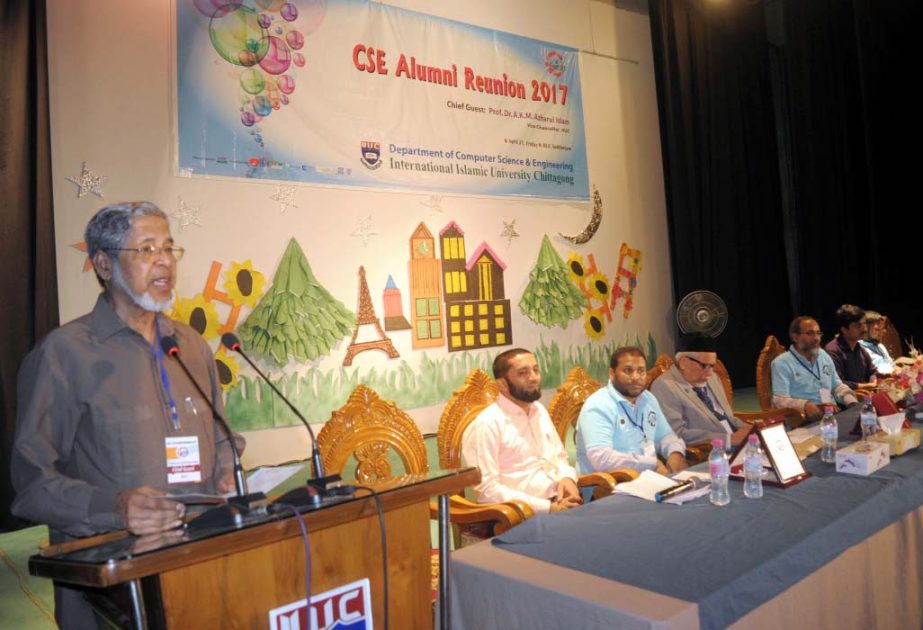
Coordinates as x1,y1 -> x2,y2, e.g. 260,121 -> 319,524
461,348 -> 581,515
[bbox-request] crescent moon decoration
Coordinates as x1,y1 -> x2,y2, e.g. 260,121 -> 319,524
559,185 -> 602,244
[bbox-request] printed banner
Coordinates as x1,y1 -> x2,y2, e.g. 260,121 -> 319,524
176,0 -> 589,200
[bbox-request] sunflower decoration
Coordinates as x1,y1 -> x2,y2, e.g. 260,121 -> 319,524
170,294 -> 221,340
223,260 -> 267,309
586,271 -> 611,303
566,252 -> 586,284
214,347 -> 240,392
584,308 -> 606,340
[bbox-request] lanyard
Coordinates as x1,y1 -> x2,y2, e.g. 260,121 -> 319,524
617,400 -> 647,441
153,321 -> 180,431
789,348 -> 821,381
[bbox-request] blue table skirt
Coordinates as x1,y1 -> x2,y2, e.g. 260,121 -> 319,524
495,412 -> 923,629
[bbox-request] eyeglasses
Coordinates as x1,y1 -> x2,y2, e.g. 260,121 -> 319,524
107,246 -> 185,261
797,329 -> 823,337
686,356 -> 717,370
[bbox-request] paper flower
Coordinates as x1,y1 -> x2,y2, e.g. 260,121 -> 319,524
170,294 -> 221,340
214,347 -> 240,391
223,260 -> 266,309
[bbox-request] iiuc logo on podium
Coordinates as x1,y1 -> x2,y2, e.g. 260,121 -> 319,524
269,578 -> 373,630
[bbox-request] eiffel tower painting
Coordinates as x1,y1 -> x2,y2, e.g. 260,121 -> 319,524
343,266 -> 400,366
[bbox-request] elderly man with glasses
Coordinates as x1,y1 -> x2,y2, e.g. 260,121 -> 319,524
770,315 -> 858,423
10,202 -> 241,628
650,335 -> 750,449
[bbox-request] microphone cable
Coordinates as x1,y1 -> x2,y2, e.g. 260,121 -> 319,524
273,502 -> 314,630
352,485 -> 389,630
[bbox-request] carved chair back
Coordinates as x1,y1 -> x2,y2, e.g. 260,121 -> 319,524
756,335 -> 786,411
316,384 -> 428,485
547,367 -> 602,444
437,369 -> 498,469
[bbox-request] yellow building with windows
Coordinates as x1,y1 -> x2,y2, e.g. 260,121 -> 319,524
439,222 -> 512,352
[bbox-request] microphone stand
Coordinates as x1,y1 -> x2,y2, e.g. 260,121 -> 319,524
222,333 -> 352,506
160,337 -> 268,525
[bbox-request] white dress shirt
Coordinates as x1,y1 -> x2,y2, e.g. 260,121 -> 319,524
461,393 -> 577,514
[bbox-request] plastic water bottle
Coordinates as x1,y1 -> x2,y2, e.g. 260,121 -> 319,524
860,399 -> 878,441
709,438 -> 730,506
743,435 -> 764,499
820,406 -> 838,463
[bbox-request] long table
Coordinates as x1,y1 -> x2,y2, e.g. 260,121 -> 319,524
450,411 -> 923,629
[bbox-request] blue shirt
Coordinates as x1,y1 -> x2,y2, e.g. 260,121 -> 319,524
859,339 -> 895,375
576,382 -> 684,473
771,347 -> 845,405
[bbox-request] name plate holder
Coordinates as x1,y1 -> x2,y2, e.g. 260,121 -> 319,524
728,420 -> 811,488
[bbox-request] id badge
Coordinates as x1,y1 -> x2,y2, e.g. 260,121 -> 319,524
165,436 -> 202,484
643,440 -> 656,459
819,388 -> 833,404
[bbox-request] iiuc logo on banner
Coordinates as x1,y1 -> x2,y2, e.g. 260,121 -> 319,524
268,578 -> 373,630
360,141 -> 382,170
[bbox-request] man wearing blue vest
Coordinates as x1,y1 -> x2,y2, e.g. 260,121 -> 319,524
576,346 -> 686,475
771,315 -> 858,423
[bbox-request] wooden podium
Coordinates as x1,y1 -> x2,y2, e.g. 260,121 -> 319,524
29,468 -> 479,629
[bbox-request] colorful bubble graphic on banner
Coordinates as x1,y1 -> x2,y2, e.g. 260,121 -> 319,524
191,0 -> 328,146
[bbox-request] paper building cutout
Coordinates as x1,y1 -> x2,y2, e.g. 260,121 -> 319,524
440,222 -> 512,352
382,275 -> 412,331
408,222 -> 446,349
343,266 -> 400,366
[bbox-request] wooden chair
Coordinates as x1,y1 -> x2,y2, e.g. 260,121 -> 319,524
435,369 -> 534,539
645,354 -> 675,390
881,316 -> 905,361
437,369 -> 622,542
547,367 -> 603,445
315,384 -> 429,485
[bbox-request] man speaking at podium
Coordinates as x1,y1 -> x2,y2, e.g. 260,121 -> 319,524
10,202 -> 239,627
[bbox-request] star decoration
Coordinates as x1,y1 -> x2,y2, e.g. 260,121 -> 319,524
420,195 -> 443,212
171,198 -> 202,231
351,215 -> 377,246
270,185 -> 298,213
66,162 -> 106,198
71,241 -> 94,272
500,218 -> 520,245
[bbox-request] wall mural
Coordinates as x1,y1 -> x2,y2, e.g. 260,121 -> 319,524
157,219 -> 653,430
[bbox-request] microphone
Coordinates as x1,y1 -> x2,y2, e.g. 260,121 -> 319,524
221,332 -> 345,498
654,476 -> 704,503
160,335 -> 267,516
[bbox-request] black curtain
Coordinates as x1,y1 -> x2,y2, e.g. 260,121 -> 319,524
649,0 -> 793,385
650,0 -> 922,385
0,0 -> 57,530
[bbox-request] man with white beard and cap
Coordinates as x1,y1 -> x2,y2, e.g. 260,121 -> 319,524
650,335 -> 750,450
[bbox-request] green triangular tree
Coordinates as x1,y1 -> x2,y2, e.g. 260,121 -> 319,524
239,238 -> 355,367
519,234 -> 587,328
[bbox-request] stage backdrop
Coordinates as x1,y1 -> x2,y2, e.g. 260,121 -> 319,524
177,0 -> 590,199
47,0 -> 673,468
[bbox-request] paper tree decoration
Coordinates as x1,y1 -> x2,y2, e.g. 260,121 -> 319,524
519,234 -> 587,328
238,238 -> 354,366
